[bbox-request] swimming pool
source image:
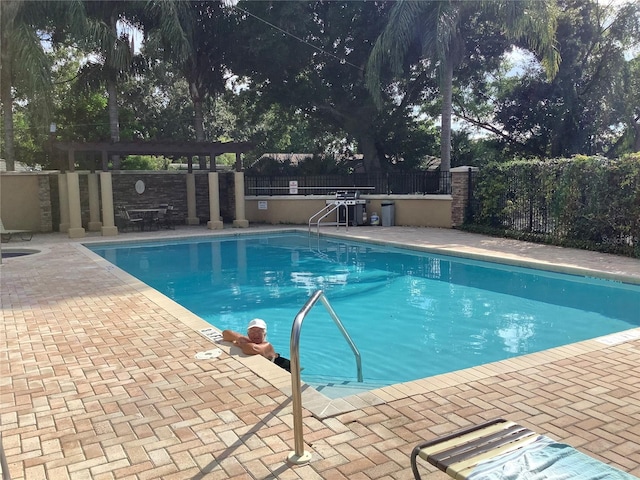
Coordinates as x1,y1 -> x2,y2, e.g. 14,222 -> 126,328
88,232 -> 640,394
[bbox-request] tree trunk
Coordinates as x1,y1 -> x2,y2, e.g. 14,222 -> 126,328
107,78 -> 120,142
193,87 -> 206,170
1,35 -> 15,171
359,133 -> 381,172
440,54 -> 453,175
107,13 -> 121,169
107,78 -> 121,169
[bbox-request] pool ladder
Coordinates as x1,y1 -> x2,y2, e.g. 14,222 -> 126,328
1,432 -> 10,480
287,289 -> 362,465
308,201 -> 350,233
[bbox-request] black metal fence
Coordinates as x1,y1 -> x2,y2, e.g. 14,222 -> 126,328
465,159 -> 640,257
245,171 -> 451,196
469,171 -> 556,233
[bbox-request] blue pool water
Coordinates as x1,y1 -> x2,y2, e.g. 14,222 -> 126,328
88,232 -> 640,392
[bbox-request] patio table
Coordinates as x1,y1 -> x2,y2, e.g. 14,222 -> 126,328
128,208 -> 165,231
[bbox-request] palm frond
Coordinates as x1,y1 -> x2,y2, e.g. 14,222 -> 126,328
366,0 -> 432,107
503,0 -> 560,79
143,0 -> 192,60
11,18 -> 53,107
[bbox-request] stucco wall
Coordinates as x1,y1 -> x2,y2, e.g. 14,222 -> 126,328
244,195 -> 452,228
1,171 -> 468,234
364,196 -> 452,228
0,172 -> 47,231
245,197 -> 334,225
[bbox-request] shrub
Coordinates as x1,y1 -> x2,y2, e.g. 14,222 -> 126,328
466,154 -> 640,257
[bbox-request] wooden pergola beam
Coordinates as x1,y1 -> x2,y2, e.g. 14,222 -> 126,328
53,140 -> 253,171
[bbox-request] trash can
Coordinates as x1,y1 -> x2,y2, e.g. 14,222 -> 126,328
381,201 -> 395,226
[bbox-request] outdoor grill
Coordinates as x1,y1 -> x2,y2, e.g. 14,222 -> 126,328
332,190 -> 367,225
335,190 -> 360,201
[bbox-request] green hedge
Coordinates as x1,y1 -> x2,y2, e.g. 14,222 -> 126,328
463,154 -> 640,258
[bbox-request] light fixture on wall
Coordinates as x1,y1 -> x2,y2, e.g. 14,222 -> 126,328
48,123 -> 57,168
135,180 -> 145,194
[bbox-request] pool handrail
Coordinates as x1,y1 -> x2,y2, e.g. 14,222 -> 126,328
1,432 -> 10,480
308,201 -> 349,234
287,289 -> 362,465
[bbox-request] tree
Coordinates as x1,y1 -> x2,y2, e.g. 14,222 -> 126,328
229,1 -> 431,172
1,1 -> 55,170
1,0 -> 90,170
72,0 -> 145,168
71,1 -> 191,165
143,1 -> 232,168
488,0 -> 640,157
118,58 -> 240,147
367,0 -> 560,178
119,62 -> 195,141
625,57 -> 640,152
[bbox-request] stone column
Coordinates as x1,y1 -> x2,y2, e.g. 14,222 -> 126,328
87,172 -> 102,231
38,174 -> 53,233
58,173 -> 70,233
66,171 -> 86,238
186,172 -> 199,225
207,172 -> 223,230
100,171 -> 118,236
232,171 -> 249,228
450,166 -> 479,228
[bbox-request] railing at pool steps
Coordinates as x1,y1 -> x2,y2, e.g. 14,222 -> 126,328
287,289 -> 362,466
1,432 -> 10,480
308,201 -> 350,234
307,235 -> 351,264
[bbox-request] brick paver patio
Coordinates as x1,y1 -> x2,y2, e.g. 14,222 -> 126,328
1,226 -> 639,479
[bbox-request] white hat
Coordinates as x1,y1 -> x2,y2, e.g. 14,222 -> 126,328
247,318 -> 267,331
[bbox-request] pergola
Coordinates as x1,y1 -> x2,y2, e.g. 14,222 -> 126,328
52,140 -> 254,238
53,139 -> 253,172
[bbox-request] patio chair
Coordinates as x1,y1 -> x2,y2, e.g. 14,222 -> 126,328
115,207 -> 143,232
140,210 -> 161,231
160,205 -> 175,230
0,218 -> 33,242
411,418 -> 637,480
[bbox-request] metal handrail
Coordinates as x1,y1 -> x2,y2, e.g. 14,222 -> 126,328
307,202 -> 349,233
1,432 -> 11,480
287,289 -> 362,465
248,186 -> 376,193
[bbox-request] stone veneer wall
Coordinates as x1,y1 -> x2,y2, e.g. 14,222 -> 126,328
450,166 -> 478,228
111,171 -> 236,226
37,170 -> 237,231
48,174 -> 60,231
37,175 -> 53,232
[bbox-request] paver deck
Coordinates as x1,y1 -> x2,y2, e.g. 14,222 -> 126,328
2,225 -> 639,479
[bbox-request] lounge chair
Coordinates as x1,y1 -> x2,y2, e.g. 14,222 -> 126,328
411,418 -> 637,479
0,218 -> 33,242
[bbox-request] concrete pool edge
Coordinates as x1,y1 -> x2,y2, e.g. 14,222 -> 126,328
74,228 -> 640,420
318,228 -> 640,286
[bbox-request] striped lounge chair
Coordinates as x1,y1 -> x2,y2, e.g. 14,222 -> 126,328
411,418 -> 638,479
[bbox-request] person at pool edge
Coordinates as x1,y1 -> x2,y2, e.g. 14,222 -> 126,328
222,318 -> 291,372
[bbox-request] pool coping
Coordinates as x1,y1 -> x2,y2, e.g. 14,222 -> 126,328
73,226 -> 640,420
